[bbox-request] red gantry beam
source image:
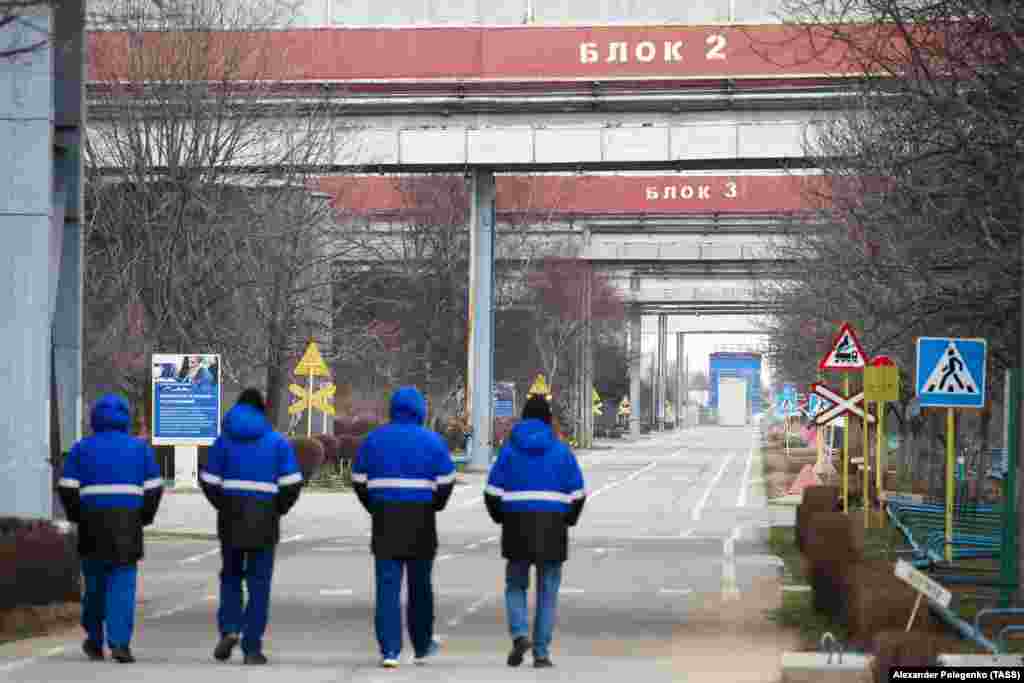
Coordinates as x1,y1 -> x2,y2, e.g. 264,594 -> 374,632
88,24 -> 877,84
316,174 -> 828,216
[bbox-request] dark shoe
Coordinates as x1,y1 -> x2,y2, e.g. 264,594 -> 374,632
82,639 -> 104,662
213,633 -> 239,661
243,652 -> 269,666
110,646 -> 135,664
507,636 -> 531,667
534,657 -> 554,668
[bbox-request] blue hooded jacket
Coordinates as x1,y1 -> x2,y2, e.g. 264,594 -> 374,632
200,402 -> 303,550
485,418 -> 586,562
352,386 -> 455,559
58,394 -> 163,563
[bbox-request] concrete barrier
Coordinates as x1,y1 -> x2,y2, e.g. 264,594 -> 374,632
781,652 -> 873,683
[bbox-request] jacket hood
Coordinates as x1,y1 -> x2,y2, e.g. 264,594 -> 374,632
509,419 -> 556,455
223,403 -> 272,441
91,394 -> 132,433
389,386 -> 426,425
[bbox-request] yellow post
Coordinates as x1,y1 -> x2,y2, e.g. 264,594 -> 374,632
945,408 -> 955,562
877,401 -> 885,505
863,400 -> 870,529
307,373 -> 314,438
843,375 -> 850,514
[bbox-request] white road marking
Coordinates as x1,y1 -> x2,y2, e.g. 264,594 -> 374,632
737,434 -> 758,508
561,588 -> 584,594
691,452 -> 738,522
148,595 -> 216,620
180,547 -> 219,564
281,534 -> 305,544
658,588 -> 694,596
437,554 -> 462,562
481,535 -> 499,544
446,593 -> 496,628
313,546 -> 359,552
454,495 -> 484,510
679,529 -> 694,538
721,526 -> 742,601
320,589 -> 354,596
0,646 -> 64,674
588,462 -> 658,500
465,543 -> 480,550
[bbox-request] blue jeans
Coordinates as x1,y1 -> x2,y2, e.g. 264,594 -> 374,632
505,560 -> 563,659
374,558 -> 434,659
81,559 -> 138,649
218,546 -> 275,655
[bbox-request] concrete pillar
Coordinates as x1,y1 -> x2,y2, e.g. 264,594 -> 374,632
629,309 -> 642,439
657,314 -> 667,431
676,333 -> 685,430
465,169 -> 496,471
0,9 -> 56,518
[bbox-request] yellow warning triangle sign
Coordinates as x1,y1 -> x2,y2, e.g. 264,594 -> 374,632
528,374 -> 551,398
294,341 -> 330,377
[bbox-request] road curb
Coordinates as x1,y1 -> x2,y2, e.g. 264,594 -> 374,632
145,529 -> 217,541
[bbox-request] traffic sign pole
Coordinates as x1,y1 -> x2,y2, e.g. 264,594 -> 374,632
877,401 -> 885,512
946,408 -> 955,563
307,373 -> 314,438
863,398 -> 870,529
843,375 -> 850,513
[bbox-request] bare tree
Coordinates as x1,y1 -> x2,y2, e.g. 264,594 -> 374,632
83,0 -> 350,426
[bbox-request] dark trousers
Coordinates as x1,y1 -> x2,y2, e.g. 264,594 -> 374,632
218,546 -> 275,655
374,558 -> 434,659
81,559 -> 138,649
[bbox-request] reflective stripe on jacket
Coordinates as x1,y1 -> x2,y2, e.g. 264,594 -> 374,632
484,418 -> 586,563
352,387 -> 455,559
57,394 -> 163,564
200,403 -> 303,550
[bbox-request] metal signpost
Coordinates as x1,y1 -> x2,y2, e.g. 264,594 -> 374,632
818,323 -> 868,514
152,353 -> 222,488
289,341 -> 334,437
915,337 -> 988,562
865,354 -> 900,526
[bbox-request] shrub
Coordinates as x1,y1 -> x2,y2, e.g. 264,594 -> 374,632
288,438 -> 325,481
0,519 -> 80,611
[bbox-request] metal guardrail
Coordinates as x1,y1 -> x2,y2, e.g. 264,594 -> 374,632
586,242 -> 774,261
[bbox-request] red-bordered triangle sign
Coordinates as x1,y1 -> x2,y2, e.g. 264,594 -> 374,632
818,322 -> 868,372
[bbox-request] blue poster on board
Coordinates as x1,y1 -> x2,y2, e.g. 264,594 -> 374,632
152,353 -> 222,445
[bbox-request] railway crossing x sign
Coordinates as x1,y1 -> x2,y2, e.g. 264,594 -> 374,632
811,383 -> 876,425
288,382 -> 336,416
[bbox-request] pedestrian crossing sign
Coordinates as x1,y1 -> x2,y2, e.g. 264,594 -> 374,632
819,322 -> 867,372
915,337 -> 987,408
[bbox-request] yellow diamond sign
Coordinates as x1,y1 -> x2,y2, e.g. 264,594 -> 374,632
294,341 -> 330,377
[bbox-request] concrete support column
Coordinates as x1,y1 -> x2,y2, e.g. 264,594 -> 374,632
676,333 -> 685,430
629,308 -> 642,439
0,9 -> 56,518
657,314 -> 667,431
465,169 -> 496,472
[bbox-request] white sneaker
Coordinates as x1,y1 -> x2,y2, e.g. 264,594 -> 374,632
380,657 -> 399,668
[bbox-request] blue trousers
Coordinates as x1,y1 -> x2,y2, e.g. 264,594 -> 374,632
218,546 -> 275,655
374,558 -> 434,659
505,560 -> 563,659
81,559 -> 138,649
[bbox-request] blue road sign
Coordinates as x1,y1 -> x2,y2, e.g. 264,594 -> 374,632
915,337 -> 987,409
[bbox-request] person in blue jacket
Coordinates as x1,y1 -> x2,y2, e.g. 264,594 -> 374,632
351,386 -> 455,669
57,394 -> 164,664
199,388 -> 303,666
484,395 -> 586,669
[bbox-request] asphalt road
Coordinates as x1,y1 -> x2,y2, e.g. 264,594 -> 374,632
0,424 -> 795,682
